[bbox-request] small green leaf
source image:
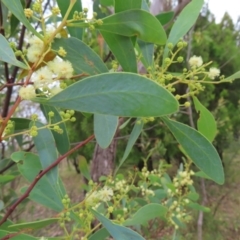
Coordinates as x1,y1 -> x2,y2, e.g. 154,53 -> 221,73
39,72 -> 178,117
56,0 -> 83,39
115,0 -> 142,13
10,13 -> 20,36
52,38 -> 108,75
100,0 -> 114,6
0,34 -> 28,69
2,0 -> 41,38
94,114 -> 118,149
156,11 -> 174,25
97,10 -> 167,45
224,71 -> 240,81
92,209 -> 146,240
162,117 -> 224,184
0,230 -> 37,240
138,40 -> 154,68
41,105 -> 70,155
31,121 -> 58,185
193,96 -> 217,142
141,0 -> 150,11
116,119 -> 144,173
77,155 -> 91,180
163,0 -> 204,59
0,175 -> 16,184
11,118 -> 31,132
124,203 -> 167,226
8,218 -> 59,231
100,32 -> 137,72
89,228 -> 110,240
188,202 -> 210,212
187,192 -> 199,201
11,151 -> 65,212
194,171 -> 212,180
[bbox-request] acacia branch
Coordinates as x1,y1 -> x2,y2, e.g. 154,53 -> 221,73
0,134 -> 94,227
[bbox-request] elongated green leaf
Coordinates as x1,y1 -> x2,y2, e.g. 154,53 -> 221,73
10,13 -> 20,36
0,34 -> 28,69
52,37 -> 108,75
92,210 -> 146,240
0,175 -> 16,184
52,38 -> 116,148
116,119 -> 144,173
138,40 -> 154,68
2,0 -> 41,38
8,218 -> 59,231
56,0 -> 83,39
156,11 -> 174,25
224,71 -> 240,81
41,105 -> 70,155
11,118 -> 31,132
100,32 -> 137,72
141,0 -> 150,11
89,228 -> 110,240
31,121 -> 58,185
124,203 -> 167,226
97,10 -> 167,45
188,202 -> 210,212
100,0 -> 114,6
115,0 -> 142,13
193,96 -> 217,142
163,0 -> 204,59
0,230 -> 37,240
11,151 -> 65,212
161,117 -> 224,184
38,73 -> 178,117
77,155 -> 91,180
94,114 -> 118,148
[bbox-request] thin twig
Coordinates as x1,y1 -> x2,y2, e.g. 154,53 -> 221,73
0,82 -> 34,91
0,134 -> 94,227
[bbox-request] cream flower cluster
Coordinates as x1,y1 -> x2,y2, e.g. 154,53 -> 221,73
27,36 -> 45,63
188,55 -> 203,67
19,85 -> 36,100
208,67 -> 220,79
85,186 -> 114,207
19,58 -> 74,100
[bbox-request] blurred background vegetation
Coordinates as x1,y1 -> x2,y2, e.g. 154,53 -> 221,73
1,0 -> 240,239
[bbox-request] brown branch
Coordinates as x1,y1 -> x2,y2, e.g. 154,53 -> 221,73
0,82 -> 34,91
0,134 -> 94,227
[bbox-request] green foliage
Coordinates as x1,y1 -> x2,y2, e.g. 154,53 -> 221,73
98,10 -> 167,44
39,72 -> 179,117
1,0 -> 41,37
162,117 -> 224,184
92,209 -> 146,240
56,0 -> 83,39
0,0 -> 238,239
193,96 -> 217,142
163,0 -> 204,59
0,34 -> 28,69
41,105 -> 70,154
52,37 -> 108,75
11,152 -> 65,211
94,114 -> 118,149
123,203 -> 167,226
